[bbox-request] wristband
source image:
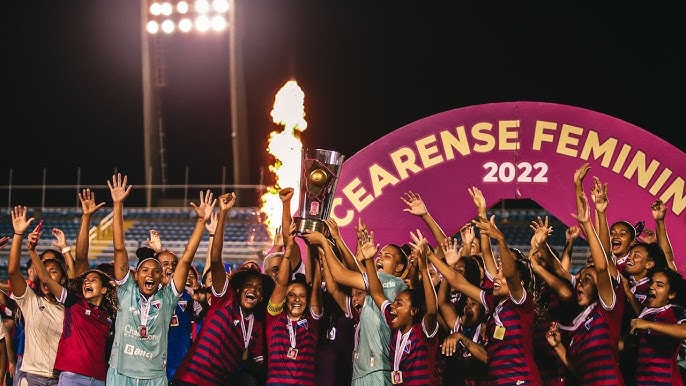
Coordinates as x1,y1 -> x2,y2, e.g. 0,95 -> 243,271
209,234 -> 215,237
61,246 -> 72,254
14,233 -> 24,237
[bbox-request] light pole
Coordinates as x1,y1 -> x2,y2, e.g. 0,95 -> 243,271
140,0 -> 248,206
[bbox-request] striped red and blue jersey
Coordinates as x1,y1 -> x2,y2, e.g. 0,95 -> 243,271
634,305 -> 685,386
482,291 -> 542,386
566,296 -> 624,385
173,281 -> 265,386
266,308 -> 320,386
381,301 -> 439,386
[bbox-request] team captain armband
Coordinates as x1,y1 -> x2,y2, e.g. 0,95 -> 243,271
267,300 -> 285,316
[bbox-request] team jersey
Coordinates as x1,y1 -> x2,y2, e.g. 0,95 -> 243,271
634,304 -> 685,385
173,279 -> 265,386
166,289 -> 196,380
108,272 -> 180,380
265,303 -> 320,385
481,290 -> 542,385
381,300 -> 439,386
54,293 -> 113,381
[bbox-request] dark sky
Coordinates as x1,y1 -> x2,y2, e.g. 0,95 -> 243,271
4,1 -> 684,207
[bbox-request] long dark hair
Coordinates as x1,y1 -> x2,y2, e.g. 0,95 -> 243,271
67,269 -> 119,319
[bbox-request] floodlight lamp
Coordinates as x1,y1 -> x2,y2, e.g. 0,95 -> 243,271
177,1 -> 189,14
195,0 -> 210,13
178,18 -> 193,32
160,2 -> 173,16
210,15 -> 226,31
195,15 -> 211,32
161,19 -> 175,33
213,0 -> 230,13
146,20 -> 160,34
149,2 -> 162,16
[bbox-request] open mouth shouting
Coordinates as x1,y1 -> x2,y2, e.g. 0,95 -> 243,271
144,278 -> 156,291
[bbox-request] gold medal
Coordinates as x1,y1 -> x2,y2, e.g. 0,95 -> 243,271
242,348 -> 249,360
493,325 -> 506,340
287,347 -> 299,360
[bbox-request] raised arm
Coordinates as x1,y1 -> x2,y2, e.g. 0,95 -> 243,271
428,246 -> 483,304
468,186 -> 497,277
75,188 -> 106,276
473,215 -> 523,301
108,173 -> 133,281
651,199 -> 676,271
269,223 -> 297,305
26,230 -> 65,299
279,188 -> 303,273
210,192 -> 235,294
172,190 -> 216,293
50,228 -> 74,279
202,210 -> 218,278
324,217 -> 358,272
8,206 -> 34,297
410,230 -> 438,332
317,239 -> 349,313
315,220 -> 367,291
359,233 -> 386,309
590,175 -> 611,264
436,275 -> 458,330
401,191 -> 447,258
559,226 -> 580,274
574,191 -> 614,307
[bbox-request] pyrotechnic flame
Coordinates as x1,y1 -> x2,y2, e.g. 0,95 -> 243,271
260,80 -> 307,240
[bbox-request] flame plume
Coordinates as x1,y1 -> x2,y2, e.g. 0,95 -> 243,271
260,80 -> 307,240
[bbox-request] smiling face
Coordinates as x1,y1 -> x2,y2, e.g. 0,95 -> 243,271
610,222 -> 635,258
135,260 -> 163,297
625,244 -> 653,278
646,271 -> 675,308
285,282 -> 308,320
238,274 -> 265,311
157,251 -> 178,285
491,263 -> 510,299
389,289 -> 416,333
462,297 -> 483,327
82,272 -> 107,305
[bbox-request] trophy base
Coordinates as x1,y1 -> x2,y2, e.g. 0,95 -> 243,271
294,217 -> 330,238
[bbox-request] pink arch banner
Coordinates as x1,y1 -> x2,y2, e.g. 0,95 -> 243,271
329,101 -> 686,271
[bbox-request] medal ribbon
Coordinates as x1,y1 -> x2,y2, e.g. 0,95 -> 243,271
558,302 -> 597,331
393,330 -> 411,371
239,308 -> 254,349
638,303 -> 674,319
492,298 -> 507,327
286,319 -> 297,349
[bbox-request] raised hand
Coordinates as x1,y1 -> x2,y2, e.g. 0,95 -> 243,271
590,176 -> 608,213
355,217 -> 369,241
401,191 -> 428,217
78,188 -> 105,216
11,206 -> 34,236
441,237 -> 460,266
573,163 -> 590,187
205,210 -> 218,234
279,187 -> 294,203
301,229 -> 328,247
571,192 -> 591,224
459,222 -> 475,249
190,190 -> 217,221
107,173 -> 132,204
358,231 -> 378,262
272,226 -> 285,250
529,216 -> 552,247
651,199 -> 667,221
565,226 -> 580,243
467,186 -> 487,214
217,192 -> 236,212
147,229 -> 163,252
409,229 -> 429,258
51,228 -> 68,250
472,215 -> 503,240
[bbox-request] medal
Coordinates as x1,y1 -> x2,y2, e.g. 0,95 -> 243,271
493,325 -> 506,340
139,325 -> 148,339
170,314 -> 179,327
327,327 -> 336,340
391,370 -> 404,385
287,347 -> 299,360
242,348 -> 249,361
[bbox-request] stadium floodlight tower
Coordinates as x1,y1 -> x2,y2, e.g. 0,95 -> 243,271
140,0 -> 248,207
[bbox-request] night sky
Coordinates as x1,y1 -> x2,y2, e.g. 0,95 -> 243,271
4,1 -> 684,207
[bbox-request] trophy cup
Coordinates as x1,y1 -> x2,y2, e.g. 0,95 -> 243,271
294,148 -> 346,237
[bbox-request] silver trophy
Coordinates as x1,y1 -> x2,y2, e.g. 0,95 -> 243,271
294,148 -> 346,237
